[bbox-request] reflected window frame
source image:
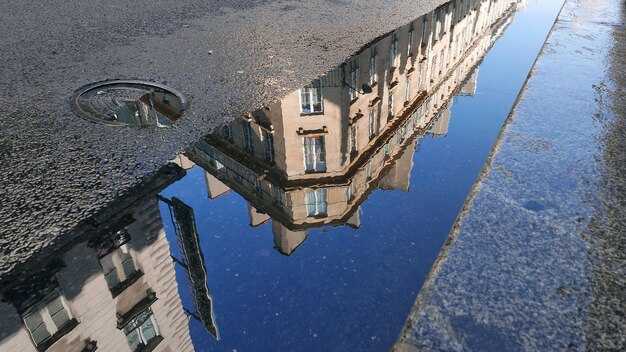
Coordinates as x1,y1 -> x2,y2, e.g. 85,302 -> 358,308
350,124 -> 358,154
223,125 -> 234,143
243,120 -> 254,154
98,243 -> 142,297
348,58 -> 359,101
420,16 -> 428,48
22,290 -> 78,352
306,188 -> 328,217
262,129 -> 275,164
404,77 -> 411,103
389,32 -> 398,69
302,136 -> 327,173
388,90 -> 395,118
369,45 -> 378,85
407,23 -> 415,56
123,307 -> 162,352
346,183 -> 354,202
300,79 -> 324,115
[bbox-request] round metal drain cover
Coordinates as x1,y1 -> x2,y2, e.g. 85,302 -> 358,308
70,80 -> 189,127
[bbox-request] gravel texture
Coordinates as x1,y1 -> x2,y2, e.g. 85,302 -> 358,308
395,0 -> 626,350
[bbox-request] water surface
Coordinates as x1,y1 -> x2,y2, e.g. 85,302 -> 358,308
0,1 -> 565,351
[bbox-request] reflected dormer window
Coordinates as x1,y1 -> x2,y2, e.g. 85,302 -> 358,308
243,121 -> 254,153
263,129 -> 275,163
300,79 -> 323,114
223,125 -> 234,142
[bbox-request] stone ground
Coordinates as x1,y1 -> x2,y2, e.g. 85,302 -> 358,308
394,0 -> 626,350
0,0 -> 448,275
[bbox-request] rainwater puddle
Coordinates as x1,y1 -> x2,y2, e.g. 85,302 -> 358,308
0,0 -> 564,351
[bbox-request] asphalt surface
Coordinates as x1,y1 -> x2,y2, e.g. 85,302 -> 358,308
395,0 -> 626,350
0,0 -> 448,275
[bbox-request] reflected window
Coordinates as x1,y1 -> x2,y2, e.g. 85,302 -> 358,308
388,91 -> 394,118
349,59 -> 359,101
369,45 -> 378,85
303,136 -> 326,172
432,9 -> 441,44
23,292 -> 76,350
405,78 -> 411,102
99,244 -> 140,296
408,23 -> 414,55
300,79 -> 323,114
440,49 -> 445,73
272,186 -> 283,206
346,183 -> 354,201
263,129 -> 275,163
369,105 -> 379,139
206,146 -> 224,170
452,1 -> 457,25
223,125 -> 234,142
398,125 -> 407,144
365,162 -> 372,179
123,308 -> 161,352
421,16 -> 428,46
243,121 -> 254,153
389,33 -> 398,69
306,189 -> 327,217
417,65 -> 423,91
350,125 -> 358,154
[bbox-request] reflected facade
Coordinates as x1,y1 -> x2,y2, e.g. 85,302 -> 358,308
188,0 -> 519,255
0,164 -> 216,352
0,0 -> 529,350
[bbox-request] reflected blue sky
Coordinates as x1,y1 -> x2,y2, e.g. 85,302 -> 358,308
157,1 -> 564,351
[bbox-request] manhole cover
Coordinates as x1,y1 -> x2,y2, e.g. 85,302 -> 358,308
70,80 -> 189,127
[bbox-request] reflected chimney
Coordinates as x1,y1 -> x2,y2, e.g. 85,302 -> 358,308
272,221 -> 308,256
204,172 -> 230,199
248,203 -> 271,227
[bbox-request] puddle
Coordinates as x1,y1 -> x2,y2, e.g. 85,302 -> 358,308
0,0 -> 564,351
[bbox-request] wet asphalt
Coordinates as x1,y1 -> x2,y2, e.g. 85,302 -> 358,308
396,0 -> 626,349
0,0 -> 448,275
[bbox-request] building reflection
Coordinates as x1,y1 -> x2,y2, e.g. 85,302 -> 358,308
187,0 -> 519,255
0,163 -> 219,352
0,0 -> 526,350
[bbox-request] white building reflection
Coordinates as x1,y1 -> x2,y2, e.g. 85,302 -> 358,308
0,163 -> 219,352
